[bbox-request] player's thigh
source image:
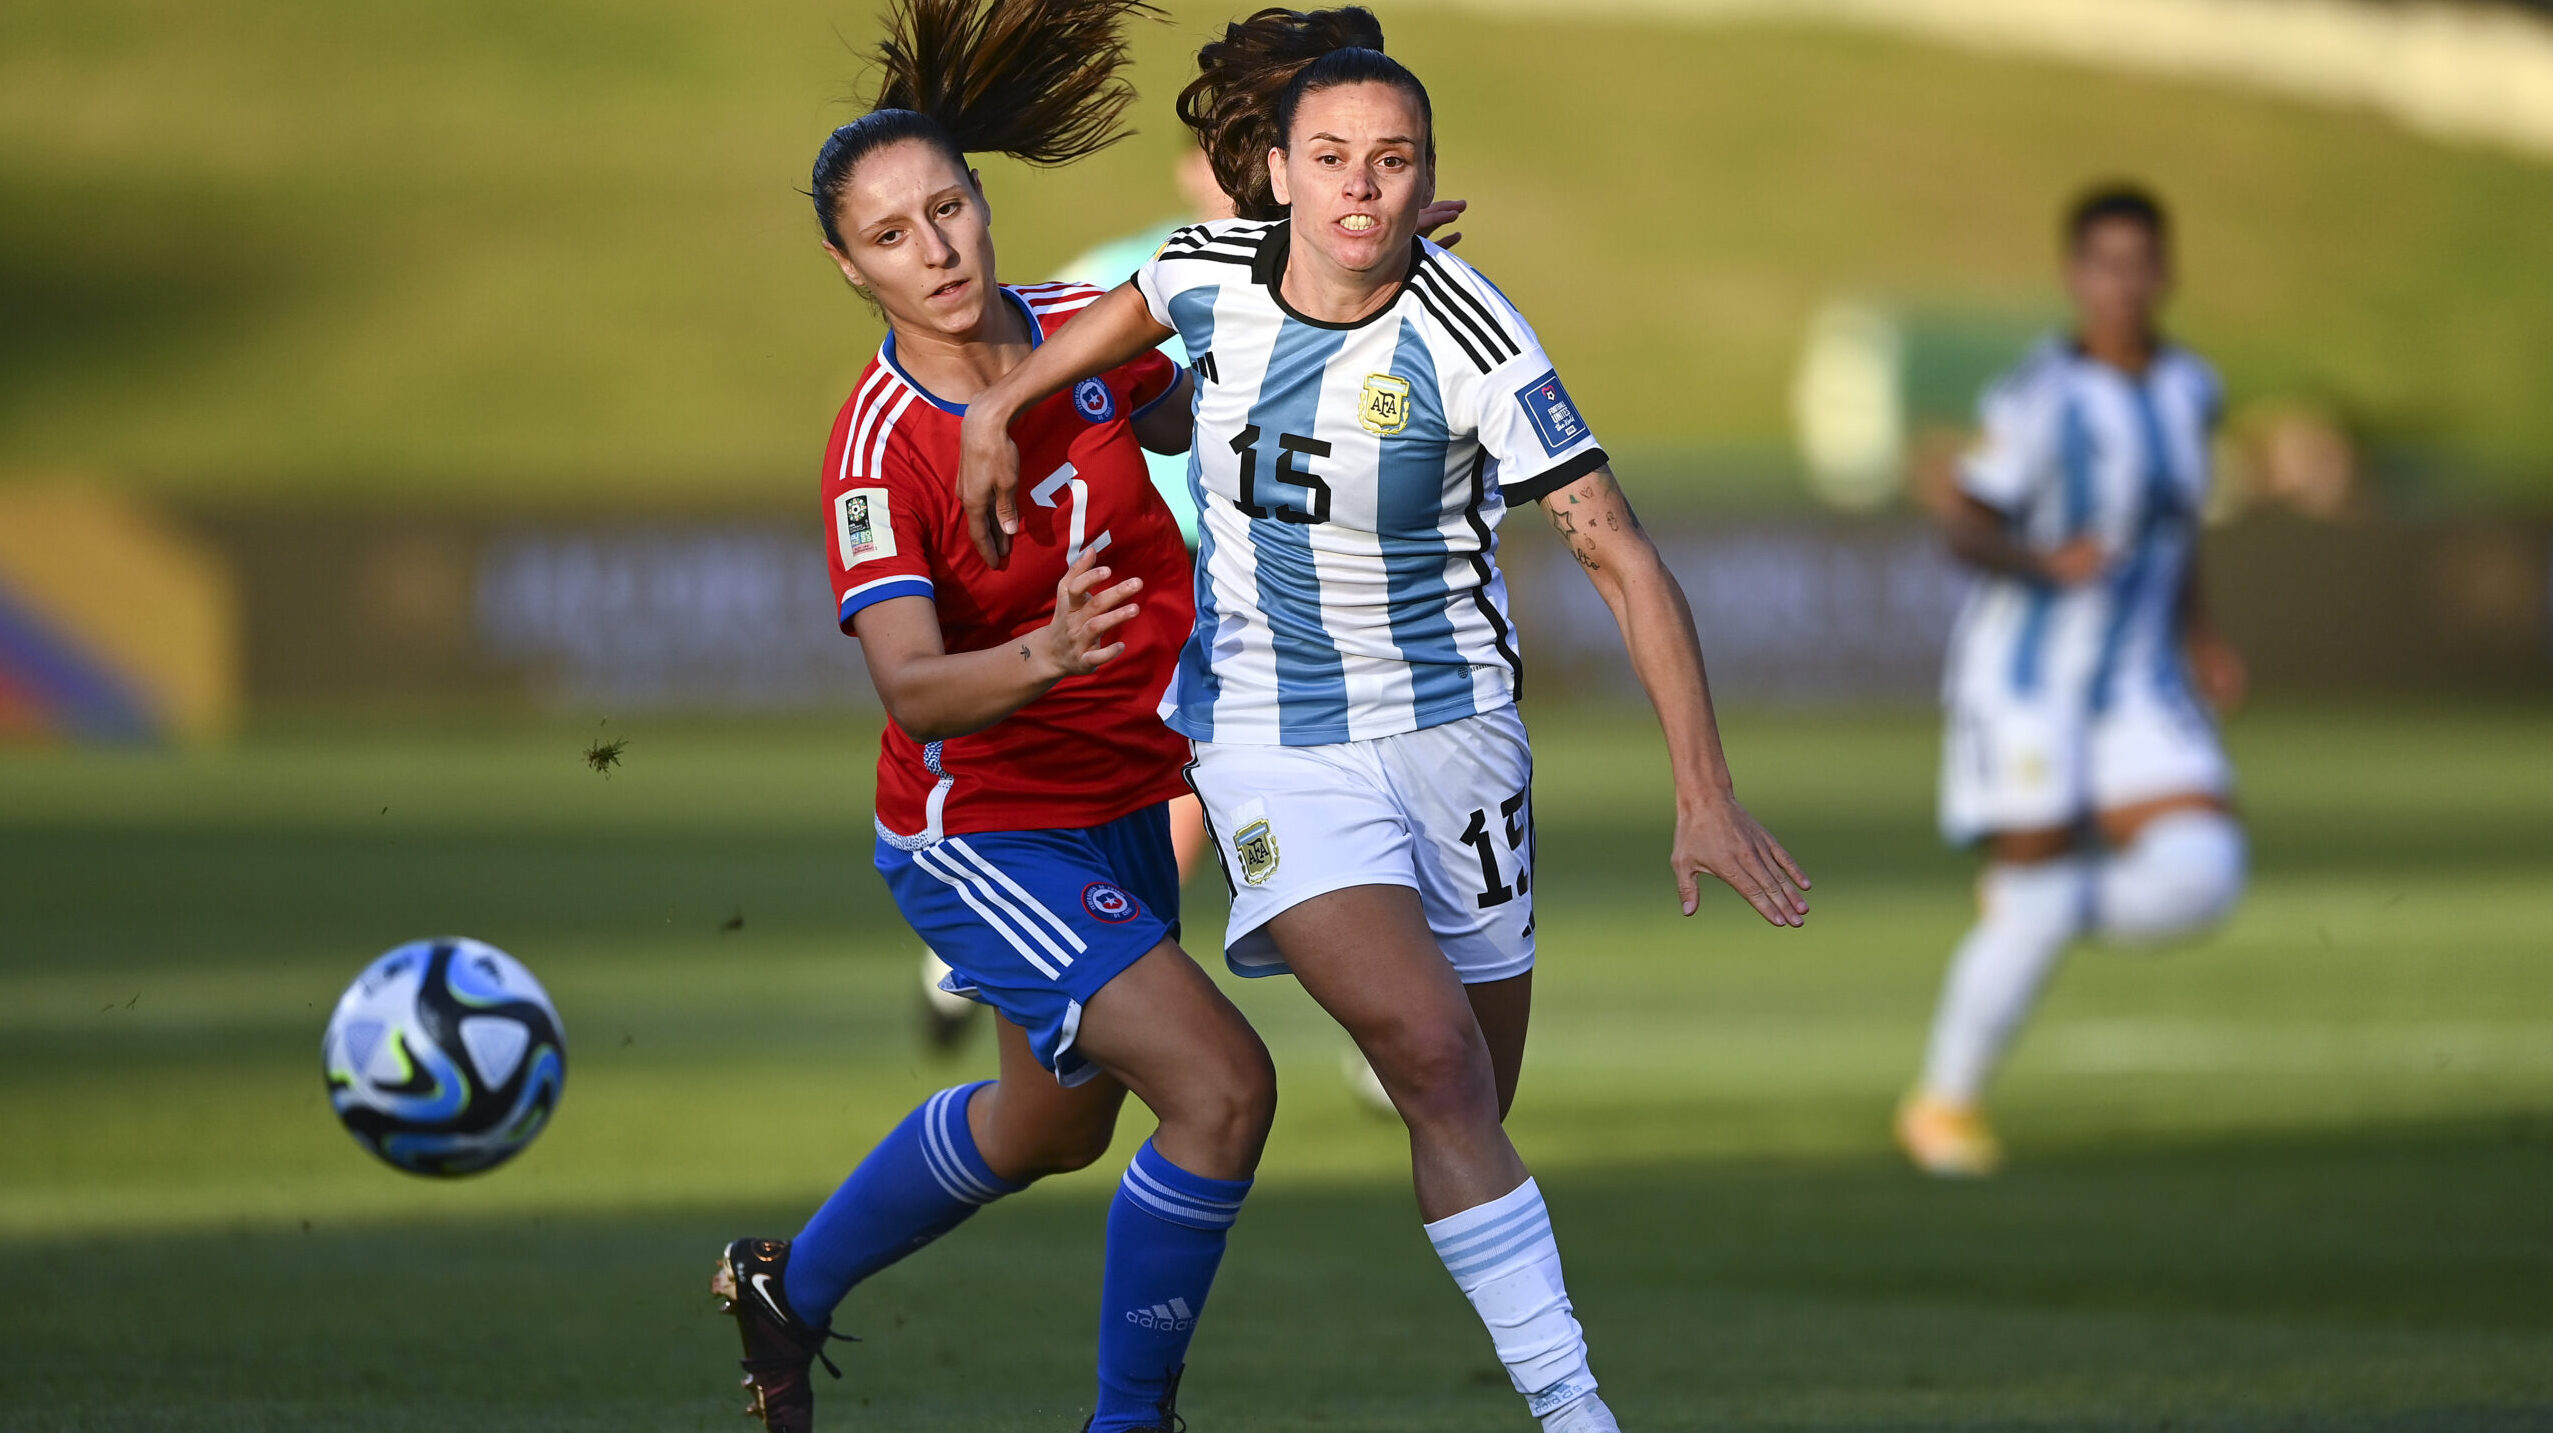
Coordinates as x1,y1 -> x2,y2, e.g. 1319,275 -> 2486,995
1186,738 -> 1414,976
1388,708 -> 1538,986
1072,939 -> 1272,1121
974,1014 -> 1129,1179
1464,971 -> 1532,1119
1264,884 -> 1493,1098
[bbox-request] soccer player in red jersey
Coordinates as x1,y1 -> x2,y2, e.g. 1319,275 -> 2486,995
710,5 -> 1269,1431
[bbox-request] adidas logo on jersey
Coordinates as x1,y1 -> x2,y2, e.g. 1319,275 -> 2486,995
1125,1297 -> 1196,1332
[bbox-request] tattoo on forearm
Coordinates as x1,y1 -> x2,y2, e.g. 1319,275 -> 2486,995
1018,643 -> 1031,662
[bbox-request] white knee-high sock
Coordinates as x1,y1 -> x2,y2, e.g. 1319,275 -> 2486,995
2094,810 -> 2246,946
1919,857 -> 2089,1104
1424,1178 -> 1616,1431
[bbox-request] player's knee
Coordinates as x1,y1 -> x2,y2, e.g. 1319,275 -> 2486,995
1157,1036 -> 1277,1166
1367,1019 -> 1497,1131
2094,809 -> 2246,946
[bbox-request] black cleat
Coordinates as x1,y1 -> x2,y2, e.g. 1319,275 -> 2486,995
1080,1366 -> 1188,1433
711,1237 -> 852,1432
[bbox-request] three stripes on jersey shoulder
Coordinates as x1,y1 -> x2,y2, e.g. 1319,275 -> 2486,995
842,362 -> 922,482
1156,221 -> 1272,268
1407,253 -> 1525,374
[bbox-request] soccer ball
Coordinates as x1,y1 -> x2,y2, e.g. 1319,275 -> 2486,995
322,937 -> 567,1177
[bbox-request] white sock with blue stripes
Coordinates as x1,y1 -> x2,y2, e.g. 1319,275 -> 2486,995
1424,1178 -> 1615,1431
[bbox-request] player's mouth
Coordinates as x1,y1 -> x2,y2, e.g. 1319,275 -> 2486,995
1336,213 -> 1380,235
927,276 -> 972,302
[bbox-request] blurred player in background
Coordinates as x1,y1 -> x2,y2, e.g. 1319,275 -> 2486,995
1898,183 -> 2249,1178
714,5 -> 1274,1431
958,11 -> 1810,1429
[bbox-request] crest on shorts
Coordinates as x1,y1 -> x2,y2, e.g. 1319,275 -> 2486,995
1233,817 -> 1280,886
1081,882 -> 1138,923
1357,373 -> 1413,437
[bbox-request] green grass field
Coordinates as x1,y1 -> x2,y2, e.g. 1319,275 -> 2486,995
8,2 -> 2553,501
3,704 -> 2549,1429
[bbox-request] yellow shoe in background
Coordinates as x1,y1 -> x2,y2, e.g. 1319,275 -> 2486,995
1895,1092 -> 2005,1178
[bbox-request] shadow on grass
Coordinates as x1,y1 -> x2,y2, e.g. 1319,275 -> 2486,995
6,1120 -> 2547,1432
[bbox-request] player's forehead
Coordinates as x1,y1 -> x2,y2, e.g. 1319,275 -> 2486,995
2069,215 -> 2164,264
1287,81 -> 1428,151
837,138 -> 973,230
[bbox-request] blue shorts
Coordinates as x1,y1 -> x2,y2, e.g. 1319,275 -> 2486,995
876,804 -> 1180,1087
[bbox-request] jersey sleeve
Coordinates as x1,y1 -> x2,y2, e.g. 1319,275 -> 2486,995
1421,251 -> 1610,505
1958,360 -> 2060,514
823,424 -> 939,634
1123,348 -> 1182,420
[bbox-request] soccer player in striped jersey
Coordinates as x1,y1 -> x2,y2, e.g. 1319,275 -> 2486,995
710,5 -> 1272,1431
956,12 -> 1811,1430
1897,184 -> 2249,1177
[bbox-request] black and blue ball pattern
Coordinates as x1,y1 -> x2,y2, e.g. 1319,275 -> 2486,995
322,938 -> 567,1177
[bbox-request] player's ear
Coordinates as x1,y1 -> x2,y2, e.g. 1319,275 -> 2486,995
1267,147 -> 1291,208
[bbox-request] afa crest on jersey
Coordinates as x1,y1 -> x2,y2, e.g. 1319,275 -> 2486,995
1073,377 -> 1118,424
1357,373 -> 1413,436
1081,882 -> 1139,923
1233,817 -> 1280,886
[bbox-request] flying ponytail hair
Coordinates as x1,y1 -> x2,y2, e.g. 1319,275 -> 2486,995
811,0 -> 1161,249
1175,7 -> 1433,222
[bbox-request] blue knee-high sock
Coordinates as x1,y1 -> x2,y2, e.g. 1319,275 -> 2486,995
1092,1139 -> 1252,1433
785,1081 -> 1023,1328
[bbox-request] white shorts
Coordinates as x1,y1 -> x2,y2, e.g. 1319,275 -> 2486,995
1187,706 -> 1536,985
1940,678 -> 2230,844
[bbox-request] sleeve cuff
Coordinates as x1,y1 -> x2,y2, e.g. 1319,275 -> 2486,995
838,575 -> 935,630
1129,365 -> 1185,421
1501,446 -> 1609,506
1131,267 -> 1172,329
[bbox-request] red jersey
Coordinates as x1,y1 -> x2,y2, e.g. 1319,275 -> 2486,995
823,283 -> 1195,840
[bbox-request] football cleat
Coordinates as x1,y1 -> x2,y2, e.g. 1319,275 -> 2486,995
1894,1092 -> 2004,1178
712,1237 -> 853,1433
1079,1366 -> 1187,1433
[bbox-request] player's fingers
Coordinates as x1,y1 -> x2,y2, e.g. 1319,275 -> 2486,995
1729,849 -> 1799,926
1674,860 -> 1700,918
1434,230 -> 1464,249
964,491 -> 998,565
1083,640 -> 1126,668
1763,833 -> 1812,891
1063,562 -> 1114,601
1083,575 -> 1144,611
1083,602 -> 1141,636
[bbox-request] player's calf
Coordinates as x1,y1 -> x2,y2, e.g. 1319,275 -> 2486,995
2094,809 -> 2246,946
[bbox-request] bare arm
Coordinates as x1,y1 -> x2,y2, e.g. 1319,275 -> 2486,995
1539,466 -> 1811,927
959,283 -> 1174,565
1939,493 -> 2104,586
1131,368 -> 1194,456
851,550 -> 1143,742
2177,542 -> 2248,712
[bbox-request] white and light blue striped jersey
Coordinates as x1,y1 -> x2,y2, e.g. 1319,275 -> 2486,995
1943,336 -> 2223,718
1134,218 -> 1608,746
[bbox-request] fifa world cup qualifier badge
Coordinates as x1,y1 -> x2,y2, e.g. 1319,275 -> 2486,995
835,486 -> 897,567
1357,372 -> 1412,436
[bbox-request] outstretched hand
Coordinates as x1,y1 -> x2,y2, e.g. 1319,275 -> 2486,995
958,402 -> 1023,567
1417,197 -> 1469,250
1674,794 -> 1811,927
1032,548 -> 1142,677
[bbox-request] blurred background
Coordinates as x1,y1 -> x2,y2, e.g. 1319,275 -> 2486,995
3,1 -> 2548,1428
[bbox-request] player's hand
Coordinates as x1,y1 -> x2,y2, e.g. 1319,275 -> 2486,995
2038,537 -> 2106,587
1416,198 -> 1468,250
957,402 -> 1023,568
1033,548 -> 1142,678
1673,793 -> 1811,927
2188,629 -> 2248,714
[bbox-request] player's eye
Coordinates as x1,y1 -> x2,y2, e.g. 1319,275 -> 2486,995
937,200 -> 962,217
875,229 -> 901,246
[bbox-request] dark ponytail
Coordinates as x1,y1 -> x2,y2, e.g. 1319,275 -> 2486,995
811,0 -> 1161,248
1175,7 -> 1432,222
